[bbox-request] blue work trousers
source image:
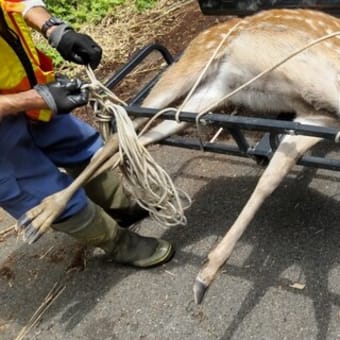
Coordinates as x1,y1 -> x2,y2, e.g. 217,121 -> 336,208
0,114 -> 103,221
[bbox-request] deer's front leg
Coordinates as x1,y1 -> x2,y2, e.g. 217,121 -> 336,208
193,134 -> 321,304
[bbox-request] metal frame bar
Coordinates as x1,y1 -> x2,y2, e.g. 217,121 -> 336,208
125,106 -> 340,171
106,43 -> 340,172
104,43 -> 174,105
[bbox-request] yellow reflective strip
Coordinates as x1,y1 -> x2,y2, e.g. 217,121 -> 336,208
1,1 -> 25,13
38,109 -> 52,122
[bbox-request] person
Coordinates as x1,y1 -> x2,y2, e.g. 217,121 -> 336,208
0,0 -> 174,268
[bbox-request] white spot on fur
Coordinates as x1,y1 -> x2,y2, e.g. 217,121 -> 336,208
281,15 -> 296,20
326,28 -> 335,34
305,19 -> 320,32
206,41 -> 217,49
325,42 -> 335,49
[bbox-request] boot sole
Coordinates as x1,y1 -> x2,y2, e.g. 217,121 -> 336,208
131,240 -> 175,268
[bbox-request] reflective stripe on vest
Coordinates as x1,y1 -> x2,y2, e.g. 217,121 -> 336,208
0,0 -> 55,121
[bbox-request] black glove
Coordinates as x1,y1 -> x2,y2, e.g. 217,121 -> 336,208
34,75 -> 89,114
48,24 -> 102,69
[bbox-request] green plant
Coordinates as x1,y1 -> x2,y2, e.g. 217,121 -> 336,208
45,0 -> 126,27
44,0 -> 157,27
135,0 -> 157,11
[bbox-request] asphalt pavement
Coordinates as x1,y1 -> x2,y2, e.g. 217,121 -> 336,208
1,140 -> 340,340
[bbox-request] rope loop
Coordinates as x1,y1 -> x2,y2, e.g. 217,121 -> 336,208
84,66 -> 191,227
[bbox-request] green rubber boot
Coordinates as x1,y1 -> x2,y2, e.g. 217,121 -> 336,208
52,201 -> 174,268
100,228 -> 174,268
65,165 -> 149,228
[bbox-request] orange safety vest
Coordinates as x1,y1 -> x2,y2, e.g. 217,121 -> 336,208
0,0 -> 55,121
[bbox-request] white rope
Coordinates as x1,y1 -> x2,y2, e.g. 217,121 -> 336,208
174,21 -> 243,123
110,104 -> 190,226
85,67 -> 191,226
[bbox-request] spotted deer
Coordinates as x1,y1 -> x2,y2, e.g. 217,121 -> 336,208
18,8 -> 340,303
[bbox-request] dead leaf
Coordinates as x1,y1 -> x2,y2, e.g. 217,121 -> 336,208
289,282 -> 305,290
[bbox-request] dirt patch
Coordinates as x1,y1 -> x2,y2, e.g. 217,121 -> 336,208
96,1 -> 230,75
152,3 -> 229,54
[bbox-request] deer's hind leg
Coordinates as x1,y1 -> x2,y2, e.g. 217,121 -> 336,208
194,131 -> 323,304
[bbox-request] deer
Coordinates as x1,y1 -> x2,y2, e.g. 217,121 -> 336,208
16,8 -> 340,304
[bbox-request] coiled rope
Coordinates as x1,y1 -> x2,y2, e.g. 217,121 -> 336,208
84,66 -> 191,227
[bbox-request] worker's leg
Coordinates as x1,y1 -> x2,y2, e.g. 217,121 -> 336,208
29,113 -> 103,167
52,200 -> 174,268
0,116 -> 173,267
65,164 -> 149,228
30,114 -> 149,227
0,115 -> 87,221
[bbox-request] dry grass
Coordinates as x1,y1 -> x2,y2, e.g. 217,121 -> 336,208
87,1 -> 193,63
46,0 -> 194,77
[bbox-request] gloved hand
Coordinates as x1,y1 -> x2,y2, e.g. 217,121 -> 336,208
34,75 -> 89,114
48,24 -> 102,69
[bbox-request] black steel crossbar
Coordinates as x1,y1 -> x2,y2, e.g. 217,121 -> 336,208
125,105 -> 340,171
162,136 -> 340,171
126,106 -> 340,140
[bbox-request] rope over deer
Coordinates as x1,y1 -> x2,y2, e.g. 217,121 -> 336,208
17,8 -> 340,304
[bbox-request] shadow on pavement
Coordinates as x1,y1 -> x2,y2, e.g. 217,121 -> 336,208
160,142 -> 340,340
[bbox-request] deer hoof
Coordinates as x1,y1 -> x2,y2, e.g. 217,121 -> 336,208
17,214 -> 44,244
193,278 -> 209,304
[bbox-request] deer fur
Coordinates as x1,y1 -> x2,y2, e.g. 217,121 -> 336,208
18,8 -> 340,302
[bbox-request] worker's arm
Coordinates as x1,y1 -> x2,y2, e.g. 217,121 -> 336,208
23,1 -> 51,32
23,3 -> 68,39
0,4 -> 51,119
24,2 -> 102,68
0,1 -> 98,119
0,89 -> 46,118
0,77 -> 89,119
